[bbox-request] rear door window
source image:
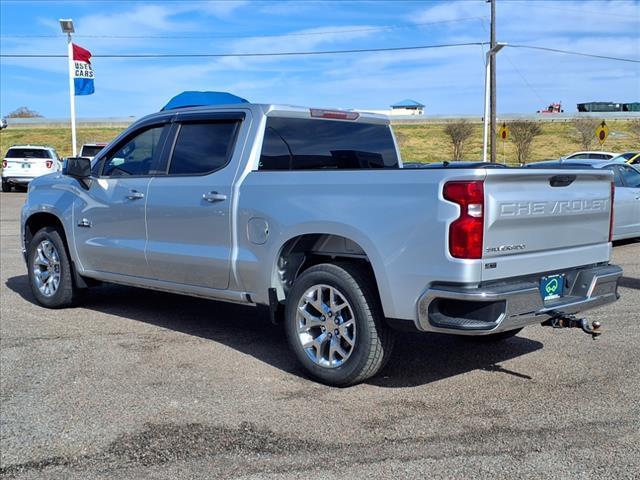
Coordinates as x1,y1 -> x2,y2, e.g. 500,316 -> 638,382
6,148 -> 51,159
168,122 -> 239,175
259,117 -> 399,170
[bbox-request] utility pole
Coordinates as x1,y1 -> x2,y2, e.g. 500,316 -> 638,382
60,19 -> 77,157
489,0 -> 497,163
482,1 -> 504,163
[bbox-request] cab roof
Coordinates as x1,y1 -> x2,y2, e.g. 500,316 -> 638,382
137,103 -> 390,127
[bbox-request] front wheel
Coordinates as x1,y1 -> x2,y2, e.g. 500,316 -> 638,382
284,262 -> 394,387
27,226 -> 82,308
1,180 -> 11,192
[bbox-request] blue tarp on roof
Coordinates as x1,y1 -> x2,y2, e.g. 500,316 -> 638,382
391,99 -> 424,108
161,91 -> 249,111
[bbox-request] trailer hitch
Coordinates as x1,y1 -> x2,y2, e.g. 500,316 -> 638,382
542,311 -> 602,340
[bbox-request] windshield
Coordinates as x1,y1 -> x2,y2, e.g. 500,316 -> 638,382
613,152 -> 637,161
5,148 -> 51,159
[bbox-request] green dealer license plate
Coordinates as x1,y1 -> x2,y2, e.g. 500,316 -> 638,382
540,274 -> 565,301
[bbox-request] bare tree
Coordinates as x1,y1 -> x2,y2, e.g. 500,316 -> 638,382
510,120 -> 543,164
444,120 -> 474,160
628,119 -> 640,143
572,118 -> 600,150
6,106 -> 43,118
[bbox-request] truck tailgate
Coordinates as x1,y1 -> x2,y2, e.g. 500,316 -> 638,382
482,169 -> 613,281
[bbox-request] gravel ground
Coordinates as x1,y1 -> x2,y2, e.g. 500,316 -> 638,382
1,191 -> 639,479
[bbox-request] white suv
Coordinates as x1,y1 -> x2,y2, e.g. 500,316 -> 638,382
2,145 -> 62,192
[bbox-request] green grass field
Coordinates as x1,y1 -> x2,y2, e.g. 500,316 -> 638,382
393,120 -> 638,163
1,120 -> 637,164
0,127 -> 123,160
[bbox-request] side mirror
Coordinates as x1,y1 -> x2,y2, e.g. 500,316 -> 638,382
63,157 -> 91,179
63,157 -> 92,189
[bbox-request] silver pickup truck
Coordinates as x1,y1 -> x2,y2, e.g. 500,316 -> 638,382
21,102 -> 623,386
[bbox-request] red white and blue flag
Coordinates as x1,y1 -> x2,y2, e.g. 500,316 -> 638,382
73,44 -> 94,96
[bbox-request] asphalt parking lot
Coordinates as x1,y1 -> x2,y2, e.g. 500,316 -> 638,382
1,191 -> 639,479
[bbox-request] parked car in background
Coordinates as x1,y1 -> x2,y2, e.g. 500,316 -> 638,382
79,143 -> 107,160
562,151 -> 617,161
2,145 -> 62,192
19,96 -> 622,385
527,160 -> 640,240
402,161 -> 507,169
0,118 -> 7,130
610,151 -> 640,165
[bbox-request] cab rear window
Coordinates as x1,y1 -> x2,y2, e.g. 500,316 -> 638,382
259,117 -> 399,170
6,148 -> 51,159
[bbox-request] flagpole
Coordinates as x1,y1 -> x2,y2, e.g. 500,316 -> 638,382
66,32 -> 77,157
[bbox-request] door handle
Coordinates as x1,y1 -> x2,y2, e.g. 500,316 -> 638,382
126,189 -> 145,200
202,191 -> 227,203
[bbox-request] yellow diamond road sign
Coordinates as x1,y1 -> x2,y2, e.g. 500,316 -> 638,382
499,122 -> 509,140
596,120 -> 609,145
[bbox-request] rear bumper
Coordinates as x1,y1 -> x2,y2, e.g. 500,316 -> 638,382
416,264 -> 622,335
2,176 -> 34,185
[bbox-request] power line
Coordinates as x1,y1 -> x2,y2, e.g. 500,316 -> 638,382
508,44 -> 640,64
0,42 -> 488,58
2,43 -> 638,63
503,52 -> 545,104
80,17 -> 487,39
0,17 -> 486,40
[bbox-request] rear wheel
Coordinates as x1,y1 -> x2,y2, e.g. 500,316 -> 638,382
1,180 -> 11,192
27,227 -> 82,308
284,262 -> 394,387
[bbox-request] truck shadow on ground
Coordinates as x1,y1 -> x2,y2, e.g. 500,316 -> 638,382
6,275 -> 542,388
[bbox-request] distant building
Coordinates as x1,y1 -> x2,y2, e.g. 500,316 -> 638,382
389,99 -> 425,116
357,99 -> 426,117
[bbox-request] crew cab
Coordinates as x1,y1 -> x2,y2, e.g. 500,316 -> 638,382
2,145 -> 62,192
20,94 -> 623,386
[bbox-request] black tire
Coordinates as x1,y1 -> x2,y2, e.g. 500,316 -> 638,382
1,180 -> 11,192
27,226 -> 82,308
284,262 -> 395,387
468,328 -> 523,343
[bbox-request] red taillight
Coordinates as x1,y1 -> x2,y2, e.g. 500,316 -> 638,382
1,160 -> 6,168
443,180 -> 484,259
609,181 -> 615,242
46,160 -> 53,169
310,108 -> 360,120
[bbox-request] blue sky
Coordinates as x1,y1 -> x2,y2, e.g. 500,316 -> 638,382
1,0 -> 638,118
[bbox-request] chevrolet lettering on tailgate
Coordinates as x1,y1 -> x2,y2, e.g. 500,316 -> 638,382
499,199 -> 609,217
